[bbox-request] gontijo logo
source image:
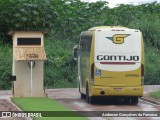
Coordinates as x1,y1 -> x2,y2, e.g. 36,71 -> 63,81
106,34 -> 130,44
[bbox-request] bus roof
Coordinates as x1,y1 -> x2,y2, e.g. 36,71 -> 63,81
89,26 -> 128,31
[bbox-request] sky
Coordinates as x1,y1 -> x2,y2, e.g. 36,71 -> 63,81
81,0 -> 160,8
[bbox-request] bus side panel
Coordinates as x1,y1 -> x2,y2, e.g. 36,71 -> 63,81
88,31 -> 95,95
141,32 -> 144,84
79,32 -> 93,95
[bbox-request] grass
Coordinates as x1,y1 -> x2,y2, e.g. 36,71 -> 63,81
12,97 -> 88,120
149,90 -> 160,99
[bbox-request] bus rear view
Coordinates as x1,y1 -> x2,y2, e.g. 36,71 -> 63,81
74,26 -> 144,104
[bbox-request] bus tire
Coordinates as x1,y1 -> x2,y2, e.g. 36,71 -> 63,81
86,84 -> 89,103
81,93 -> 85,99
79,84 -> 81,93
86,84 -> 95,104
131,97 -> 138,104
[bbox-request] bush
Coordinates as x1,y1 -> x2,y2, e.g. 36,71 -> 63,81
129,13 -> 160,49
0,44 -> 12,89
44,37 -> 78,88
0,0 -> 58,43
145,45 -> 160,85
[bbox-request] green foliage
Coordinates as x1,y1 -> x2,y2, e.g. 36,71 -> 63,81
44,36 -> 77,88
0,0 -> 57,30
0,44 -> 12,89
0,0 -> 108,42
150,90 -> 160,99
53,0 -> 108,39
145,45 -> 160,85
0,0 -> 58,43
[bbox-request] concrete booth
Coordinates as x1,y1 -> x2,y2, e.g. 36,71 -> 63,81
9,31 -> 47,97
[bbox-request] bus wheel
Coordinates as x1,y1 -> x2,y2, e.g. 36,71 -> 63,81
131,97 -> 138,104
79,84 -> 81,93
86,85 -> 89,103
81,93 -> 85,99
86,84 -> 95,104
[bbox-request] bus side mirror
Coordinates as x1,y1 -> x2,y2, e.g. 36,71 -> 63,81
73,45 -> 79,60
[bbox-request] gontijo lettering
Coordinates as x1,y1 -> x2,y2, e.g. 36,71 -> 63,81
97,55 -> 139,61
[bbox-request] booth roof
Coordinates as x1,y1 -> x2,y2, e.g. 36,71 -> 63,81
8,31 -> 47,35
14,47 -> 46,61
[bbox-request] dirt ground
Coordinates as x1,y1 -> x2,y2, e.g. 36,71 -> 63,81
0,99 -> 27,120
0,99 -> 18,111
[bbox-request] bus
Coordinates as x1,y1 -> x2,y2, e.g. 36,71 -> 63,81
73,26 -> 144,104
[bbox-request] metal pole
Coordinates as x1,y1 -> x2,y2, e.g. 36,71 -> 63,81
31,61 -> 33,97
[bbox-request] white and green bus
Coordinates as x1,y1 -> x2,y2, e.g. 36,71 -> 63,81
73,26 -> 144,104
